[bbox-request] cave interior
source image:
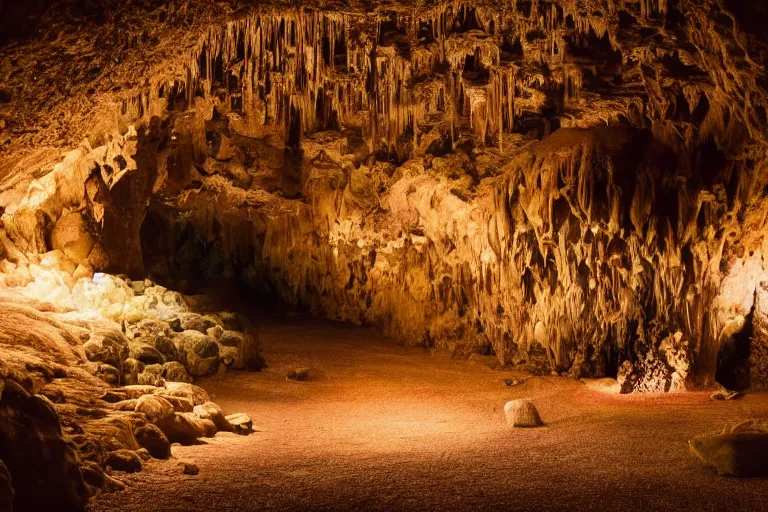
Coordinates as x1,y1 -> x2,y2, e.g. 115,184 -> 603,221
2,0 -> 768,511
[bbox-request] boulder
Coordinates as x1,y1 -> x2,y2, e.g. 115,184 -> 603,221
155,394 -> 193,413
178,313 -> 218,334
153,335 -> 179,362
105,449 -> 142,473
84,334 -> 127,369
135,318 -> 170,338
112,399 -> 138,412
225,413 -> 254,435
51,212 -> 95,262
162,382 -> 211,406
207,325 -> 224,340
219,345 -> 238,368
193,402 -> 233,432
85,416 -> 140,452
134,395 -> 174,424
172,330 -> 209,360
162,361 -> 192,383
0,380 -> 88,512
94,363 -> 121,386
193,338 -> 220,359
122,358 -> 144,386
129,342 -> 166,365
134,424 -> 171,459
221,331 -> 265,371
115,385 -> 158,400
157,413 -> 210,445
87,243 -> 110,271
503,399 -> 543,428
186,351 -> 219,378
72,263 -> 94,281
137,371 -> 165,387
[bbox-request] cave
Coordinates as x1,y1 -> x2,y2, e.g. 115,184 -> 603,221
2,1 -> 768,511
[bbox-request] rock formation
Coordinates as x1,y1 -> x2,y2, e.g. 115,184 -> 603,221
0,233 -> 260,510
1,1 -> 768,395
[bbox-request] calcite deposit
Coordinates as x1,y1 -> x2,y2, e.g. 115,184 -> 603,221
1,1 -> 768,400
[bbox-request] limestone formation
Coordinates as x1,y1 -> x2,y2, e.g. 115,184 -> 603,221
1,0 -> 764,393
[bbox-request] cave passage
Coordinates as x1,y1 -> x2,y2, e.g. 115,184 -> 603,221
87,315 -> 768,512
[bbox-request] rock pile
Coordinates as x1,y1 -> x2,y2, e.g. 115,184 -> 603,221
0,233 -> 261,511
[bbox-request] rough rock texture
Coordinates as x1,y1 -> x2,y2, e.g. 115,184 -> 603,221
503,398 -> 544,428
0,231 -> 257,509
0,379 -> 89,512
1,2 -> 768,393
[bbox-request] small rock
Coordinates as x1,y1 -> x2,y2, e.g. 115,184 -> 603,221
711,383 -> 741,401
287,368 -> 311,381
180,462 -> 199,475
225,413 -> 253,435
135,448 -> 152,461
503,399 -> 543,428
105,449 -> 142,473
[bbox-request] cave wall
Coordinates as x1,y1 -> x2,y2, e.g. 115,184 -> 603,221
2,0 -> 768,391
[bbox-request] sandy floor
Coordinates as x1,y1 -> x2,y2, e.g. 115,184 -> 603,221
88,317 -> 768,512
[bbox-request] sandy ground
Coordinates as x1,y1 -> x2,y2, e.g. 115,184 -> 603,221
88,317 -> 768,512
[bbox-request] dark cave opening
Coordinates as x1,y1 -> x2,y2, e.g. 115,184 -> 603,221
716,306 -> 755,391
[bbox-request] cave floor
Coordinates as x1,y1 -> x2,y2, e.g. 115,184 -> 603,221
88,317 -> 768,512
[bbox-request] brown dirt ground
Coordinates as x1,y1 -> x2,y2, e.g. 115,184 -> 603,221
88,317 -> 768,512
